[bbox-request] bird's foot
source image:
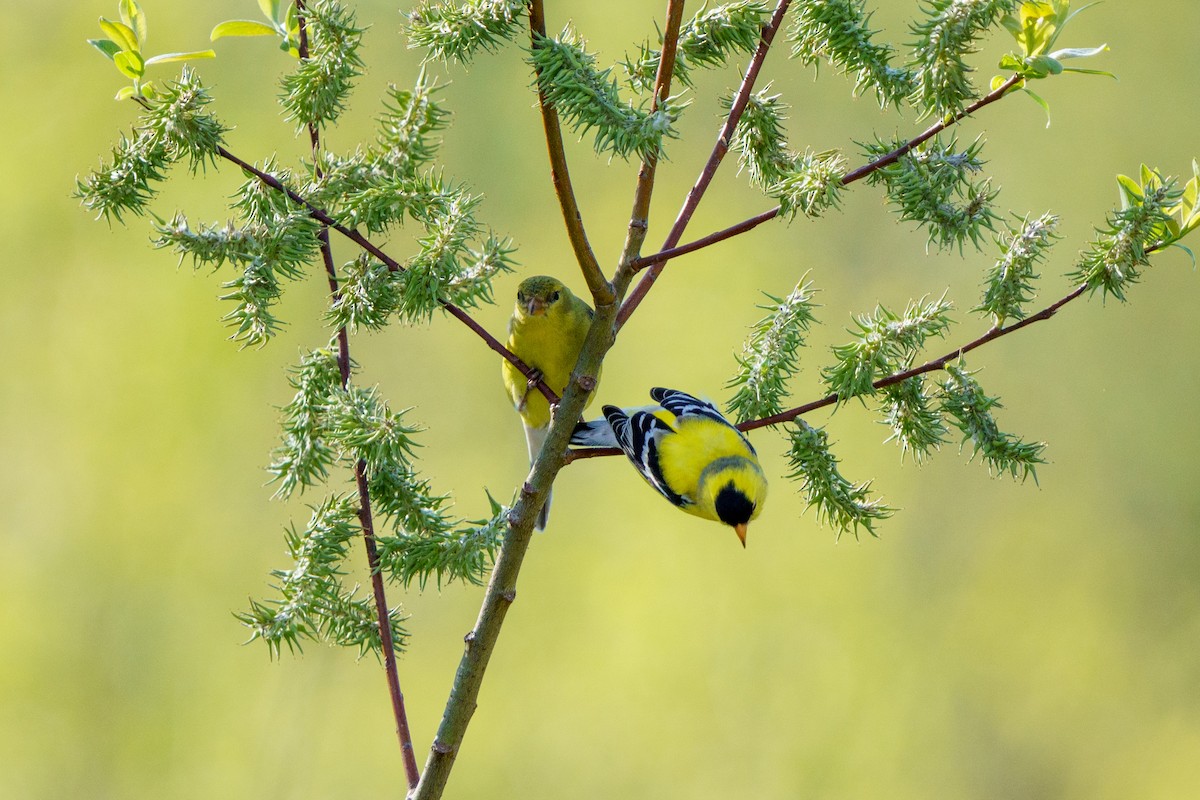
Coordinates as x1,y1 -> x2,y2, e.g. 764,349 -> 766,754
518,368 -> 544,413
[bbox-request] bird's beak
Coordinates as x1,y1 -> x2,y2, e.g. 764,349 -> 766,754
524,297 -> 546,316
735,523 -> 748,548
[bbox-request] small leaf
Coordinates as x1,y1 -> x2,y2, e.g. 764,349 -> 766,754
139,81 -> 158,99
99,17 -> 139,52
1116,173 -> 1143,209
258,0 -> 281,22
88,38 -> 122,60
144,50 -> 217,65
1170,242 -> 1196,266
114,85 -> 136,101
1029,54 -> 1063,75
1060,66 -> 1117,79
998,52 -> 1024,71
1048,44 -> 1108,60
1020,87 -> 1052,127
211,20 -> 279,41
113,49 -> 145,79
284,1 -> 299,38
1179,176 -> 1199,227
119,0 -> 147,46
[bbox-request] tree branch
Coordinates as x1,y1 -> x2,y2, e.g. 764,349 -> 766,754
528,0 -> 612,305
616,0 -> 793,328
412,300 -> 617,800
740,282 -> 1088,431
296,2 -> 420,788
628,74 -> 1027,272
212,144 -> 559,406
412,7 -> 692,794
615,0 -> 687,287
566,279 -> 1090,464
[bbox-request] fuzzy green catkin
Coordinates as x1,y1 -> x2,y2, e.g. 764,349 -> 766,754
786,421 -> 894,538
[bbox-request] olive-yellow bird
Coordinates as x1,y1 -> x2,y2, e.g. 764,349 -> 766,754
571,388 -> 767,546
502,276 -> 596,529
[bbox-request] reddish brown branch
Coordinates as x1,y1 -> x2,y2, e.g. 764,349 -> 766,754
629,73 -> 1027,272
212,144 -> 558,406
616,0 -> 793,327
568,281 -> 1090,462
615,0 -> 688,287
296,4 -> 420,787
528,1 -> 611,304
740,283 -> 1088,431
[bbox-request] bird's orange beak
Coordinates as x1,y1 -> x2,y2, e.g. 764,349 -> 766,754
524,297 -> 546,316
735,523 -> 748,548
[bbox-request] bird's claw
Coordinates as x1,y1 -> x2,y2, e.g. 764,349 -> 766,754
518,368 -> 544,413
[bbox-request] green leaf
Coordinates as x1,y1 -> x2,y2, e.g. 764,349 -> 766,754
144,50 -> 217,65
284,1 -> 300,38
114,85 -> 136,101
1178,174 -> 1199,232
1116,173 -> 1143,209
1020,87 -> 1052,127
99,17 -> 139,53
211,20 -> 280,41
997,53 -> 1024,72
1049,44 -> 1108,60
89,38 -> 122,60
118,0 -> 147,46
1029,54 -> 1063,75
1060,66 -> 1117,78
258,0 -> 281,22
1169,242 -> 1196,267
113,49 -> 145,79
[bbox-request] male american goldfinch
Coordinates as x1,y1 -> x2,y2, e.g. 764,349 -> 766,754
570,387 -> 767,546
502,275 -> 597,529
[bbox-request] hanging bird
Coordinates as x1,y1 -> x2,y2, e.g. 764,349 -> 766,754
571,387 -> 767,546
502,275 -> 597,529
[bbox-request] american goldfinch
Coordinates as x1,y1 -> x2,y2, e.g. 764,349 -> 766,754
571,388 -> 767,546
502,275 -> 597,529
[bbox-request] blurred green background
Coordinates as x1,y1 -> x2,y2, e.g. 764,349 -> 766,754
3,1 -> 1199,797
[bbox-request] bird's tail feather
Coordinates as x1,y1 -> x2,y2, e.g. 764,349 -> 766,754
524,424 -> 551,531
569,417 -> 618,448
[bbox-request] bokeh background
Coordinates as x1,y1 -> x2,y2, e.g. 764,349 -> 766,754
3,1 -> 1199,797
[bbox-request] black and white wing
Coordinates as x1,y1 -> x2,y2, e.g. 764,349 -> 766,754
650,386 -> 756,455
602,403 -> 687,509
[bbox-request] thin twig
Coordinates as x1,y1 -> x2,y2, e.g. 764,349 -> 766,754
212,145 -> 559,406
528,1 -> 612,305
740,283 -> 1088,430
296,2 -> 420,788
628,74 -> 1027,272
615,0 -> 688,287
566,281 -> 1091,464
616,0 -> 793,327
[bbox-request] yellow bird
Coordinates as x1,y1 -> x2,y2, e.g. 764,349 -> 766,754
502,276 -> 597,529
571,388 -> 767,546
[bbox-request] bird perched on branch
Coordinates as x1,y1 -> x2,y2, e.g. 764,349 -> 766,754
571,387 -> 767,546
502,275 -> 597,530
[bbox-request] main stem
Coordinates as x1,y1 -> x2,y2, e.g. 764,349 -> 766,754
297,3 -> 419,789
411,3 -> 687,797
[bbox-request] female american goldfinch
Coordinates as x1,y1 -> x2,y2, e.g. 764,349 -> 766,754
571,387 -> 767,546
502,275 -> 597,529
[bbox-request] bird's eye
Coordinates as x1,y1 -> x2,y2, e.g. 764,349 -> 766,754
517,292 -> 526,303
550,291 -> 560,302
